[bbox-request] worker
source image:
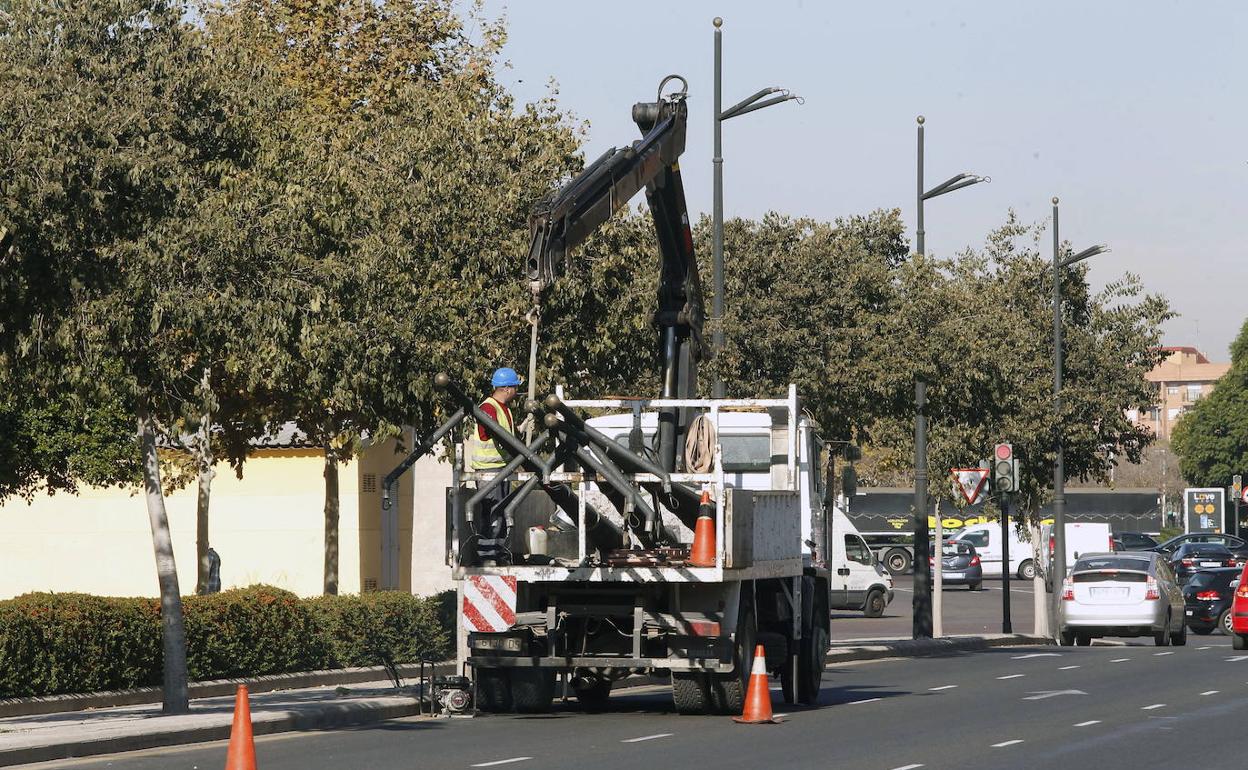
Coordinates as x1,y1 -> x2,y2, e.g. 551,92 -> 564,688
472,367 -> 523,565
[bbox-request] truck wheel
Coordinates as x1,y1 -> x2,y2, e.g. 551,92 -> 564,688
797,581 -> 829,706
884,548 -> 912,575
707,591 -> 755,715
1017,560 -> 1036,581
671,672 -> 710,715
475,668 -> 512,713
511,668 -> 556,713
572,678 -> 612,712
863,589 -> 886,618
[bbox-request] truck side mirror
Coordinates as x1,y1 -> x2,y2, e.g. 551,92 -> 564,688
842,465 -> 858,498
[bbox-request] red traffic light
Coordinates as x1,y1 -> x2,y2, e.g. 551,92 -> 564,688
994,443 -> 1012,460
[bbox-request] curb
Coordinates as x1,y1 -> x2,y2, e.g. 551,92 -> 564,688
0,695 -> 426,768
0,662 -> 457,719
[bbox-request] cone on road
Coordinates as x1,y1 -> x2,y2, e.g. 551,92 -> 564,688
688,490 -> 716,567
732,645 -> 783,724
225,685 -> 257,770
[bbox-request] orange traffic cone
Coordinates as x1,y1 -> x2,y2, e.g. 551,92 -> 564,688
688,490 -> 716,567
733,644 -> 783,724
225,685 -> 257,770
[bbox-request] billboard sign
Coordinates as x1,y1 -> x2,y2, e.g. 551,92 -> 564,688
1185,487 -> 1226,534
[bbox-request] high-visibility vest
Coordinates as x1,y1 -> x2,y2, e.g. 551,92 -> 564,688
471,396 -> 514,470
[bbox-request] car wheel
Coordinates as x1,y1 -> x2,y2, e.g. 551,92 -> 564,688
863,589 -> 886,618
968,582 -> 982,591
1234,634 -> 1248,651
1059,629 -> 1075,646
1154,612 -> 1172,647
1171,618 -> 1187,646
1017,560 -> 1036,581
1219,609 -> 1234,636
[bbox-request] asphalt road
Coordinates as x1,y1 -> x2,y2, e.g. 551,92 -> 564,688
34,634 -> 1248,770
832,574 -> 1043,638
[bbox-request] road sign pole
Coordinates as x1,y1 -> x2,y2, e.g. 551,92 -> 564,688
1001,494 -> 1013,634
1234,475 -> 1243,538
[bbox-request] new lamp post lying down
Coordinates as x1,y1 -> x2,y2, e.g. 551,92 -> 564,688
383,76 -> 832,716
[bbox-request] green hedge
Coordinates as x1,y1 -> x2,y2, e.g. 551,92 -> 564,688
0,586 -> 454,699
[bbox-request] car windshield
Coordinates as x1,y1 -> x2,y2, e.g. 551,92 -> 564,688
942,544 -> 972,557
1073,557 -> 1151,573
1178,545 -> 1231,557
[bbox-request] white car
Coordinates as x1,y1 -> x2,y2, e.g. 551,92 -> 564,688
1058,552 -> 1186,646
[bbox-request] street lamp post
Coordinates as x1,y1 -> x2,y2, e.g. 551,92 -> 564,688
912,115 -> 988,639
1051,196 -> 1107,637
712,17 -> 800,398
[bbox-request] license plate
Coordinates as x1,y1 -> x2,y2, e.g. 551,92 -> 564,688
1090,586 -> 1128,598
944,572 -> 963,579
1200,561 -> 1220,567
1186,609 -> 1194,615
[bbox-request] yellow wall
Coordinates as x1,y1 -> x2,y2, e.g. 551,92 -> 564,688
0,449 -> 362,599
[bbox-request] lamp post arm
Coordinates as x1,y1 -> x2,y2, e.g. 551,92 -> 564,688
721,91 -> 801,121
720,87 -> 782,120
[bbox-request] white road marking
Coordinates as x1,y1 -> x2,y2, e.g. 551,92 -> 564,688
621,734 -> 673,743
1201,691 -> 1219,696
1012,653 -> 1061,659
1198,646 -> 1215,650
890,765 -> 925,770
929,685 -> 958,691
1154,651 -> 1175,656
1111,658 -> 1131,663
1141,703 -> 1166,710
849,697 -> 882,705
472,759 -> 533,768
1058,665 -> 1081,670
1074,720 -> 1101,727
772,712 -> 789,719
997,674 -> 1025,680
1023,689 -> 1086,700
992,740 -> 1024,748
1226,655 -> 1248,662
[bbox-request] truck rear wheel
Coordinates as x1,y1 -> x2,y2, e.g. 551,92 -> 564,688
572,677 -> 612,711
511,668 -> 556,713
707,596 -> 755,715
884,548 -> 912,575
475,668 -> 512,713
671,672 -> 710,715
797,580 -> 829,705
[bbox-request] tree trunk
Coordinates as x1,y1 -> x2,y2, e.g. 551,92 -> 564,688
194,420 -> 215,594
323,442 -> 340,595
138,409 -> 190,714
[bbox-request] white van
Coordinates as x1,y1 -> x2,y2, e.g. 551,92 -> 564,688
829,504 -> 895,617
1040,522 -> 1113,590
587,411 -> 893,617
951,522 -> 1036,580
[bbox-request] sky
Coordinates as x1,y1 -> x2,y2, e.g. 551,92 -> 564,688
477,0 -> 1246,360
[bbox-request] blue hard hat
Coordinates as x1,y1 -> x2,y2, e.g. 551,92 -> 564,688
491,367 -> 523,388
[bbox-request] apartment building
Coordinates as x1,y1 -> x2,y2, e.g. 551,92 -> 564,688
1126,346 -> 1231,440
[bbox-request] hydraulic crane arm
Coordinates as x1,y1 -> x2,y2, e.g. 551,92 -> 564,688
525,76 -> 706,471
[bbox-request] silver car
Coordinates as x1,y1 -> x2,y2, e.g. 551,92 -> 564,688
1058,552 -> 1186,646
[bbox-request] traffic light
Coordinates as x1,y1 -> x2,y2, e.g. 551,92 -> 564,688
993,443 -> 1019,493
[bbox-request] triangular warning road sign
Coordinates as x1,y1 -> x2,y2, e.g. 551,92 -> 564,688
951,468 -> 990,505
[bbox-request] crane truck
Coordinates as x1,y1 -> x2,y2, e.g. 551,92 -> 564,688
387,76 -> 832,715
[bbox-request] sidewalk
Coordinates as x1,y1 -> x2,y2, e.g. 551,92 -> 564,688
0,633 -> 1048,767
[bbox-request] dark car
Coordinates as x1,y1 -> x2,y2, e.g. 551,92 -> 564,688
928,541 -> 983,590
1113,532 -> 1159,551
1184,567 -> 1242,635
1155,533 -> 1248,562
1169,543 -> 1240,584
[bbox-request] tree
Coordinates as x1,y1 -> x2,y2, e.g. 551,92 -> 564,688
0,0 -> 288,712
1172,318 -> 1248,488
203,0 -> 580,593
868,213 -> 1171,523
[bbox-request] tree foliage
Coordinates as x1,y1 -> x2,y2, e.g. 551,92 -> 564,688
1172,318 -> 1248,488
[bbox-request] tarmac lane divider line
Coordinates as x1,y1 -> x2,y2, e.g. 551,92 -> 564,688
1141,704 -> 1166,710
1111,658 -> 1131,663
992,740 -> 1024,748
471,760 -> 533,768
1154,651 -> 1175,656
928,685 -> 958,691
1058,665 -> 1081,670
996,674 -> 1025,680
1201,691 -> 1219,696
890,765 -> 924,770
1074,720 -> 1101,727
848,698 -> 882,705
621,734 -> 673,743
